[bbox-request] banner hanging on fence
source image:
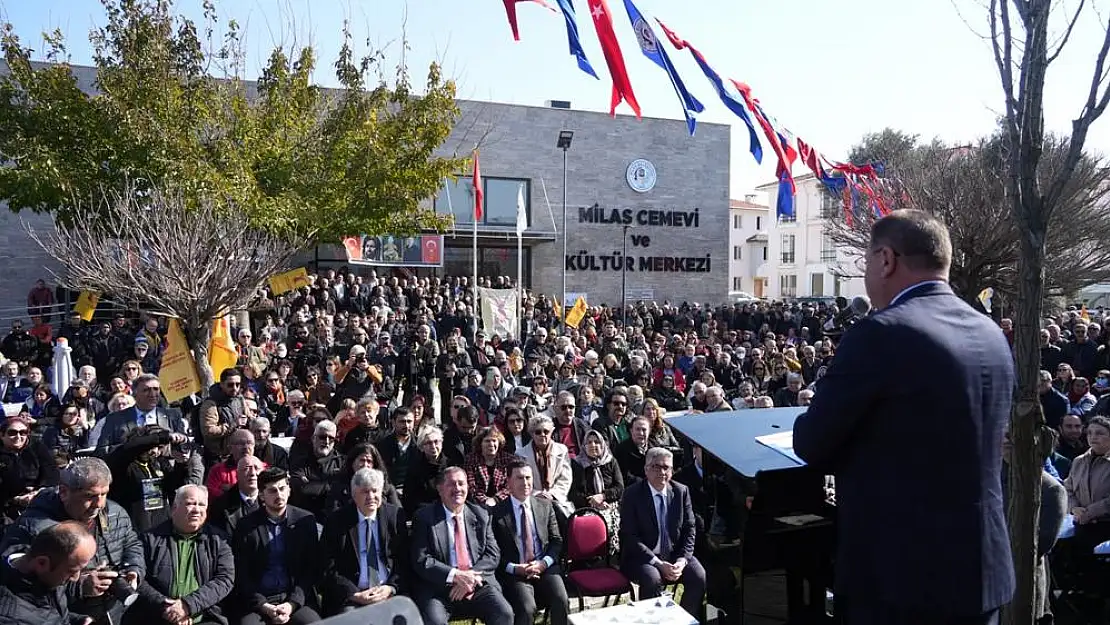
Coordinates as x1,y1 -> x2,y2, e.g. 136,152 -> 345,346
342,235 -> 444,267
478,287 -> 520,340
159,318 -> 202,403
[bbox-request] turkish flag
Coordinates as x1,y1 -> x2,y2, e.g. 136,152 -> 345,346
422,237 -> 441,264
586,0 -> 641,118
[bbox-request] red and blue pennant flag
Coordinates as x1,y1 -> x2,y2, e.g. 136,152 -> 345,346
622,0 -> 704,135
657,20 -> 762,163
501,0 -> 557,40
732,81 -> 798,218
553,0 -> 599,79
587,0 -> 642,117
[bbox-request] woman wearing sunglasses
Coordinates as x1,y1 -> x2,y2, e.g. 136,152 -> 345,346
0,414 -> 59,522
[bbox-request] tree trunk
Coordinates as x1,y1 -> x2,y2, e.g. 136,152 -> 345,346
183,319 -> 215,394
1005,227 -> 1047,625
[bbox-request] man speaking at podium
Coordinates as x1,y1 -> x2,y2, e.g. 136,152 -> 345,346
794,210 -> 1014,625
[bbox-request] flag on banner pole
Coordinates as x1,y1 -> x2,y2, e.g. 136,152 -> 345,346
160,318 -> 202,403
656,20 -> 762,163
478,287 -> 521,340
977,287 -> 994,314
207,315 -> 238,380
553,296 -> 562,320
553,0 -> 599,78
565,296 -> 588,328
586,0 -> 642,118
74,291 -> 100,322
472,150 -> 484,220
501,0 -> 557,40
516,184 -> 528,236
622,0 -> 703,135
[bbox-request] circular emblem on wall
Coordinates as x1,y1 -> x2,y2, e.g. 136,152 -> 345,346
626,159 -> 657,193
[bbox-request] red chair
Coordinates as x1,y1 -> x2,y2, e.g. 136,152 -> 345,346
563,508 -> 634,612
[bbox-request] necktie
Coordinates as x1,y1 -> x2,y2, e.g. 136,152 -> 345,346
453,515 -> 472,570
365,519 -> 381,587
657,494 -> 671,556
520,505 -> 535,563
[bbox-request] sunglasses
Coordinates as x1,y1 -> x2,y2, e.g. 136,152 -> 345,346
611,401 -> 628,407
452,404 -> 468,410
267,378 -> 280,383
315,434 -> 336,442
224,382 -> 242,388
5,429 -> 28,437
533,429 -> 553,436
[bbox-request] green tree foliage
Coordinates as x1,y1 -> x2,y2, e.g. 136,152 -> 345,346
824,128 -> 1110,306
0,0 -> 464,241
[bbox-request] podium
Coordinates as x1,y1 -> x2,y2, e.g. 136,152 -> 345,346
667,408 -> 836,624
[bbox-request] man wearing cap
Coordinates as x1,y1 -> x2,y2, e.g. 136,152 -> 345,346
370,332 -> 400,405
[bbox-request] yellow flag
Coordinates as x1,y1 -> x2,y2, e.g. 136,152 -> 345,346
74,291 -> 100,322
1081,304 -> 1091,322
269,267 -> 310,295
976,287 -> 994,314
207,316 -> 238,380
553,297 -> 562,320
566,296 -> 588,328
159,318 -> 202,402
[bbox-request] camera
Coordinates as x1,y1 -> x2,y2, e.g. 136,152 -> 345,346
108,569 -> 139,608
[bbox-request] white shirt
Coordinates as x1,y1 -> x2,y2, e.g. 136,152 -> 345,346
505,497 -> 554,575
357,509 -> 388,589
443,506 -> 472,584
889,281 -> 946,309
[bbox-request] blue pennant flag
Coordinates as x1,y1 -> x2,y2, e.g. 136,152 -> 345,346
776,169 -> 795,220
657,20 -> 762,163
554,0 -> 598,79
622,0 -> 704,135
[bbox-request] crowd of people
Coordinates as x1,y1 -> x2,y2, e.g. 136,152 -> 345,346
0,263 -> 1109,625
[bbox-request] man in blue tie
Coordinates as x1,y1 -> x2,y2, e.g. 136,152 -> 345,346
92,374 -> 185,452
619,447 -> 706,620
319,468 -> 409,615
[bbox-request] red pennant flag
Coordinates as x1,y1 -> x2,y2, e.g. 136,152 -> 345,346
797,138 -> 829,181
501,0 -> 557,41
732,80 -> 794,195
472,150 -> 483,220
586,0 -> 641,118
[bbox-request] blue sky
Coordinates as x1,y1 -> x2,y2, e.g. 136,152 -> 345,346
3,0 -> 1108,196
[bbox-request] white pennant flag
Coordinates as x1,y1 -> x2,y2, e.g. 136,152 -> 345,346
516,183 -> 527,236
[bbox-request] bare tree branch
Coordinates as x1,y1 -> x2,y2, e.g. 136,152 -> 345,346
1047,0 -> 1087,63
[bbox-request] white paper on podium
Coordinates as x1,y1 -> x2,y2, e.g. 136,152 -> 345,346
755,430 -> 803,465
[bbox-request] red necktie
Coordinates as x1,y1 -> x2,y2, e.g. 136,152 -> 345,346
521,505 -> 536,563
453,515 -> 472,571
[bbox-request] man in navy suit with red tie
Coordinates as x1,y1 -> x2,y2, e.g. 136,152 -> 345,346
619,447 -> 706,620
410,466 -> 513,625
794,210 -> 1015,625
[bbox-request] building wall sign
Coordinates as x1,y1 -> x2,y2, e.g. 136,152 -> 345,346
626,159 -> 657,193
567,204 -> 711,273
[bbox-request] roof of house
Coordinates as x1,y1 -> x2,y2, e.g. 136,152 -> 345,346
729,198 -> 768,210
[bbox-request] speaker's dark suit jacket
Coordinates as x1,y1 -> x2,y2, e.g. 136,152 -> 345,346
618,479 -> 696,568
490,495 -> 563,569
319,502 -> 409,614
410,501 -> 502,594
794,281 -> 1015,616
231,505 -> 319,614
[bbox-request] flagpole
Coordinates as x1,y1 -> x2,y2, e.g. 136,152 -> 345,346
517,223 -> 523,342
472,213 -> 478,337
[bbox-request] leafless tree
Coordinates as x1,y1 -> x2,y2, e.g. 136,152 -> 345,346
25,184 -> 305,389
824,136 -> 1110,306
989,0 -> 1110,623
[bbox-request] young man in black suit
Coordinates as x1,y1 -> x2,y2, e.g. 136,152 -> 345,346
231,467 -> 322,625
491,460 -> 569,625
619,447 -> 706,621
410,466 -> 513,625
794,210 -> 1015,625
319,467 -> 408,615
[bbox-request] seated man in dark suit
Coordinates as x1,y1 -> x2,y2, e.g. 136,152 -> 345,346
91,374 -> 186,452
491,460 -> 570,625
130,485 -> 235,625
410,466 -> 513,625
619,447 -> 706,621
231,467 -> 322,625
212,455 -> 264,536
319,467 -> 408,615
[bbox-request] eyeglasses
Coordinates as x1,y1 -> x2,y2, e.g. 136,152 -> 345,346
315,434 -> 336,442
534,429 -> 553,436
5,429 -> 28,437
559,404 -> 576,410
452,404 -> 468,410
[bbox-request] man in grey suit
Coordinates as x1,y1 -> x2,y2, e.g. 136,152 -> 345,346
491,460 -> 569,625
92,374 -> 186,452
410,466 -> 512,625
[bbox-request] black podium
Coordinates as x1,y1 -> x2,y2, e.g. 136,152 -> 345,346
667,408 -> 836,624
